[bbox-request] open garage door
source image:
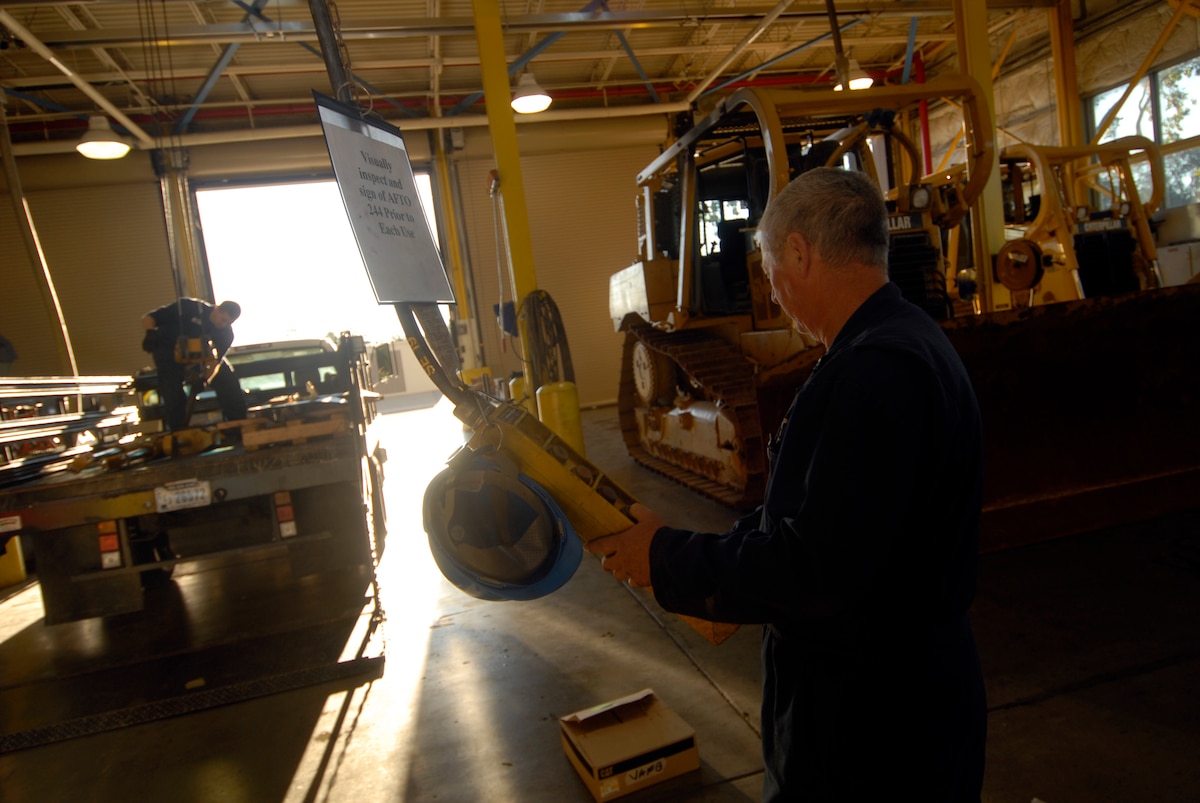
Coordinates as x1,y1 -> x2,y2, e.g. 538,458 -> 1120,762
195,178 -> 435,347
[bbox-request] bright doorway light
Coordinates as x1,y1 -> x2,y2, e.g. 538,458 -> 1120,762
195,177 -> 437,346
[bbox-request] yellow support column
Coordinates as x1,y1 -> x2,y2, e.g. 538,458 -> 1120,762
433,131 -> 485,374
434,135 -> 471,313
471,0 -> 539,338
954,0 -> 1006,312
1049,0 -> 1083,147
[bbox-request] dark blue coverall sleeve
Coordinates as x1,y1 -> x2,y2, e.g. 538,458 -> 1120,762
648,346 -> 951,629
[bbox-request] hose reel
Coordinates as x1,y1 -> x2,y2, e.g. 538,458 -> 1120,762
422,450 -> 581,601
996,238 -> 1046,291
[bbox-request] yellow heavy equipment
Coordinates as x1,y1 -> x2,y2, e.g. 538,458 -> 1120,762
609,76 -> 1200,549
997,136 -> 1165,303
611,76 -> 993,509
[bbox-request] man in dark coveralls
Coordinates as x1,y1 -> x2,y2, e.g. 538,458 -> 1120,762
588,168 -> 987,801
141,298 -> 247,431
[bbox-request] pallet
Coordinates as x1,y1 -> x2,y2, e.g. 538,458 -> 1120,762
238,412 -> 349,450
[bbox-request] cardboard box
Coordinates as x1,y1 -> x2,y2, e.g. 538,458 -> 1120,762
560,689 -> 699,801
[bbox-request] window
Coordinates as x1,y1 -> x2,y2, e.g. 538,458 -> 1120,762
698,199 -> 750,258
1158,56 -> 1200,145
1092,78 -> 1154,142
1158,56 -> 1200,209
239,373 -> 289,395
1088,54 -> 1200,209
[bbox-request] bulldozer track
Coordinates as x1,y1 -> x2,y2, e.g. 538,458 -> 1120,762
618,324 -> 766,510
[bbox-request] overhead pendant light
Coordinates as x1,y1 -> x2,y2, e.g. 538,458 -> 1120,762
834,59 -> 874,92
76,116 -> 132,160
510,73 -> 552,114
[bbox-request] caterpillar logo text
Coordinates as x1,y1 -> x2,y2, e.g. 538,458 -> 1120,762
888,213 -> 920,231
1077,218 -> 1126,233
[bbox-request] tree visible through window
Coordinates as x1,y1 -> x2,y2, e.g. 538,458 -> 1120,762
1089,54 -> 1200,210
1159,55 -> 1200,209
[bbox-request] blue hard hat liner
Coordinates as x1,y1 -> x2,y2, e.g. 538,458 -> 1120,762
423,453 -> 582,601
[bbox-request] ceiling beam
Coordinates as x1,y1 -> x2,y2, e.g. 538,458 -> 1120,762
0,30 -> 961,91
0,8 -> 156,146
17,3 -> 1052,49
0,0 -> 1056,11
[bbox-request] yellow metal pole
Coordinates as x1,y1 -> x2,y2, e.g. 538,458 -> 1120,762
433,131 -> 487,376
1049,0 -> 1083,147
471,0 -> 539,344
434,136 -> 472,324
931,14 -> 1008,176
954,0 -> 1005,312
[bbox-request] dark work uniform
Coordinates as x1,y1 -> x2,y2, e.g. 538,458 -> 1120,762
143,298 -> 247,430
649,283 -> 986,801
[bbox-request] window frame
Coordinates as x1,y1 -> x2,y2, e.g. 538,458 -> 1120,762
1085,51 -> 1200,210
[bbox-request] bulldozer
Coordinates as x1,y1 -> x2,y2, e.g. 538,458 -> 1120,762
609,75 -> 1200,549
996,136 -> 1165,304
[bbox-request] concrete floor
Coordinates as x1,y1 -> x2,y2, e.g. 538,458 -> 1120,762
1,397 -> 1198,802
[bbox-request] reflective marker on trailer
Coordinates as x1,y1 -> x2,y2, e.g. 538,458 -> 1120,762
98,520 -> 122,569
274,491 -> 298,538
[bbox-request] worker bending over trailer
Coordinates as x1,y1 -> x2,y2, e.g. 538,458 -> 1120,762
589,168 -> 987,802
141,297 -> 247,431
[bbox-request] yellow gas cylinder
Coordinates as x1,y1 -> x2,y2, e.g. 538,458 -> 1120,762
0,535 -> 26,588
508,374 -> 537,415
460,366 -> 492,393
536,381 -> 586,457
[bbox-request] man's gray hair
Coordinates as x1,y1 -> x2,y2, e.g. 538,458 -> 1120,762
757,167 -> 889,270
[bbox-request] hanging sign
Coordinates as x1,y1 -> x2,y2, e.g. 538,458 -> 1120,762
315,91 -> 455,304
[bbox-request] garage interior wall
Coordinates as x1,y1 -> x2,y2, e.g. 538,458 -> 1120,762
453,140 -> 659,408
1,156 -> 176,377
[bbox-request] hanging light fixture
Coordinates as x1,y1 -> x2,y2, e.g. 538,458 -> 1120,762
76,116 -> 131,160
834,59 -> 874,91
510,73 -> 552,114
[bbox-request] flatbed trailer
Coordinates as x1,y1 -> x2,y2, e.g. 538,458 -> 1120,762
0,336 -> 386,626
